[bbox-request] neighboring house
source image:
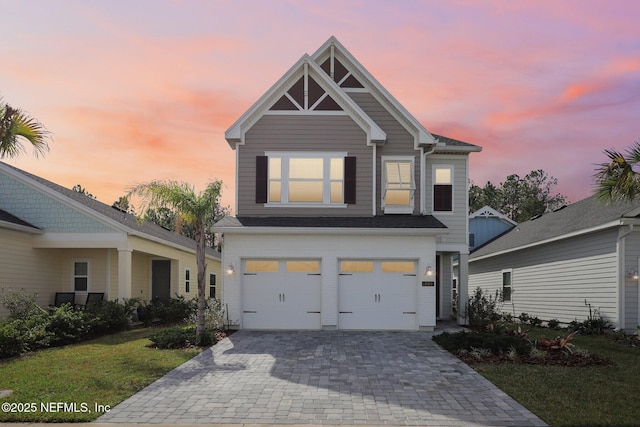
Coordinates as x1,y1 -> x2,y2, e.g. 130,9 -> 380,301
452,206 -> 516,304
0,161 -> 221,317
213,36 -> 481,330
468,205 -> 517,251
468,195 -> 640,331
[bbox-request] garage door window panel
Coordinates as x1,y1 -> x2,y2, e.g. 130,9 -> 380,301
245,260 -> 279,273
340,261 -> 374,273
381,261 -> 415,274
286,260 -> 320,273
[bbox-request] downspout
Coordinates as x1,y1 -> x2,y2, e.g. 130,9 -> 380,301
372,144 -> 377,216
617,223 -> 634,331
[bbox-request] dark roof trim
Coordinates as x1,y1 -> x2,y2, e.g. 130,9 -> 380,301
216,215 -> 448,229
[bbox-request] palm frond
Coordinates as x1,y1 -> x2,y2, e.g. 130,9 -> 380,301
0,100 -> 50,159
594,141 -> 640,203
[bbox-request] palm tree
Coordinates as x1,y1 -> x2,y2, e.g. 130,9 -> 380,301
0,98 -> 50,159
594,141 -> 640,202
128,180 -> 223,343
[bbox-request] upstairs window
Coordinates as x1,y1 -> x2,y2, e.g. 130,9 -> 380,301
434,166 -> 453,212
257,153 -> 355,206
382,157 -> 415,214
209,273 -> 216,299
185,268 -> 191,293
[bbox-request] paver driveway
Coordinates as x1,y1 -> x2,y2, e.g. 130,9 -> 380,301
99,330 -> 546,426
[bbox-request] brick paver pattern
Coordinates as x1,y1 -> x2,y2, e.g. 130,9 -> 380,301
99,330 -> 547,426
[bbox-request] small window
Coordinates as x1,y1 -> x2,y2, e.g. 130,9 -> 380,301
381,261 -> 415,273
245,260 -> 279,273
434,166 -> 453,212
340,261 -> 374,273
286,260 -> 320,273
469,233 -> 475,247
209,273 -> 216,299
452,278 -> 458,301
73,261 -> 89,292
185,268 -> 191,293
502,271 -> 512,302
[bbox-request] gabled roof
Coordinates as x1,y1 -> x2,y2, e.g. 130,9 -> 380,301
469,205 -> 517,226
0,162 -> 220,258
470,195 -> 640,261
226,36 -> 481,154
225,53 -> 386,147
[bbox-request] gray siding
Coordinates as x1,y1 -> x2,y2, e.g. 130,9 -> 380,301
427,155 -> 469,245
238,115 -> 372,216
347,92 -> 421,215
624,231 -> 640,328
469,228 -> 619,326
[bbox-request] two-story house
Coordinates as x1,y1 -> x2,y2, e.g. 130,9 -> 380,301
214,37 -> 481,330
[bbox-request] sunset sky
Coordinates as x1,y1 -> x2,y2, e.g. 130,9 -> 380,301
2,0 -> 639,213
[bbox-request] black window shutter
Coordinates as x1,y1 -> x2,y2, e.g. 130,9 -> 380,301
255,156 -> 268,203
344,156 -> 356,204
434,184 -> 452,211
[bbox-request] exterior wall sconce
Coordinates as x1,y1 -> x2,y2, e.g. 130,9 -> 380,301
627,270 -> 639,280
424,266 -> 433,277
225,264 -> 236,275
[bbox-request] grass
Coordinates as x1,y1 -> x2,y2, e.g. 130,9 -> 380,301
466,327 -> 640,427
0,326 -> 202,422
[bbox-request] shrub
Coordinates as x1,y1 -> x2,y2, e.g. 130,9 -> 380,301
547,318 -> 560,329
0,314 -> 53,358
518,312 -> 530,324
530,316 -> 543,328
0,320 -> 26,358
189,298 -> 226,330
47,305 -> 90,345
433,331 -> 530,356
502,312 -> 513,323
569,311 -> 611,335
86,300 -> 132,334
138,296 -> 196,326
465,288 -> 501,327
148,325 -> 197,349
0,288 -> 43,319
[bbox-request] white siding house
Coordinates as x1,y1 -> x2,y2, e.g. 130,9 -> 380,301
468,196 -> 640,331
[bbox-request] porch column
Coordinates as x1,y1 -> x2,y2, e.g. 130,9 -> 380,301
117,249 -> 133,301
457,252 -> 469,325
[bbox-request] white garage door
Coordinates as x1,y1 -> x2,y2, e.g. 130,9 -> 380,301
242,259 -> 321,329
338,260 -> 417,330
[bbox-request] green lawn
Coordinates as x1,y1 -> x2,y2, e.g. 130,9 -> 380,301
470,329 -> 640,427
0,327 -> 202,422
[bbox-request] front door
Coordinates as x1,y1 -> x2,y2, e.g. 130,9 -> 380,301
152,260 -> 171,300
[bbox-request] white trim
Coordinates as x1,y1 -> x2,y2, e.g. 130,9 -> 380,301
225,53 -> 386,146
185,267 -> 191,294
263,110 -> 348,116
420,147 -> 425,214
470,220 -> 623,262
372,144 -> 377,216
381,155 -> 416,214
432,165 -> 454,213
310,36 -> 436,149
264,152 -> 348,206
216,226 -> 448,237
0,220 -> 43,234
501,269 -> 513,302
469,205 -> 517,225
72,258 -> 91,292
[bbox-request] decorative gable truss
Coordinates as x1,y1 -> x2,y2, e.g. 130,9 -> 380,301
226,54 -> 385,146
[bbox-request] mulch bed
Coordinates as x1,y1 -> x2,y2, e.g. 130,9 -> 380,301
456,350 -> 612,367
